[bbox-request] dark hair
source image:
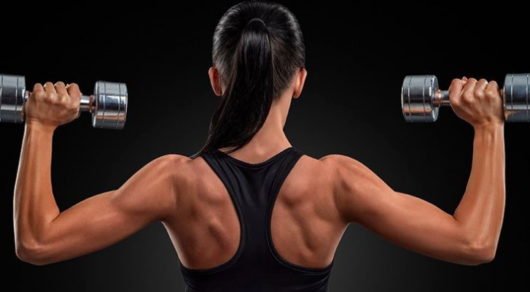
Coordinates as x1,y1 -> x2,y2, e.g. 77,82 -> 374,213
191,0 -> 306,159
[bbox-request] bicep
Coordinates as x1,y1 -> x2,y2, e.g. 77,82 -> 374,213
328,155 -> 475,265
34,155 -> 180,265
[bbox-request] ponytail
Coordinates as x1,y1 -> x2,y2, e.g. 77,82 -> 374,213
192,1 -> 306,159
194,17 -> 274,157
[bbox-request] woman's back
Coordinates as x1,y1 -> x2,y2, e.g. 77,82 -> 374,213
163,146 -> 347,291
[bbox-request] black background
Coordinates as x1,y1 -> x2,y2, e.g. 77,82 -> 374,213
2,1 -> 528,291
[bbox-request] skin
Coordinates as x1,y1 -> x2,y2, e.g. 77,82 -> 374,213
13,68 -> 505,269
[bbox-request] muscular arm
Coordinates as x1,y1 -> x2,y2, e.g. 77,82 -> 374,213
13,123 -> 181,266
327,124 -> 505,266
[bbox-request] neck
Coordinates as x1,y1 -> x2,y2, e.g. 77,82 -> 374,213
220,94 -> 292,157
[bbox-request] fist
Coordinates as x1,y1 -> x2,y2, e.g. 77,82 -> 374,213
448,77 -> 505,129
25,82 -> 82,130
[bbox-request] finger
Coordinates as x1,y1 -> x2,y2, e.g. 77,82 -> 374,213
55,81 -> 68,104
448,78 -> 465,104
485,80 -> 500,100
66,83 -> 82,99
43,82 -> 57,94
474,79 -> 489,99
462,78 -> 478,102
463,78 -> 478,93
486,80 -> 499,92
30,83 -> 46,103
33,83 -> 44,92
67,83 -> 82,109
476,78 -> 488,91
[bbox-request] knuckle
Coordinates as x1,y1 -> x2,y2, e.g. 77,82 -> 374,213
43,95 -> 54,103
485,90 -> 497,98
468,78 -> 478,83
61,97 -> 71,105
474,90 -> 485,99
462,92 -> 473,100
35,91 -> 47,99
48,93 -> 58,101
462,95 -> 474,104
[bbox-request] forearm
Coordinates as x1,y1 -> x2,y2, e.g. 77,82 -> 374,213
453,123 -> 505,252
13,122 -> 59,251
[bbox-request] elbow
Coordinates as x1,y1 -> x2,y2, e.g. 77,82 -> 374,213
473,247 -> 497,265
16,240 -> 53,266
461,240 -> 497,266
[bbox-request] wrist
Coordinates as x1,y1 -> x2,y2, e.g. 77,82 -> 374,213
473,122 -> 504,133
473,123 -> 504,144
25,121 -> 57,134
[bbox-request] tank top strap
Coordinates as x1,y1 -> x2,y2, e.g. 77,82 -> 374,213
265,147 -> 303,211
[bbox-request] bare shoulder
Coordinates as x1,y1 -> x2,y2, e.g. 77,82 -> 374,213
317,153 -> 373,179
140,154 -> 195,191
149,154 -> 191,173
318,153 -> 387,192
316,154 -> 389,223
156,153 -> 195,178
317,154 -> 377,194
164,153 -> 211,195
152,153 -> 190,164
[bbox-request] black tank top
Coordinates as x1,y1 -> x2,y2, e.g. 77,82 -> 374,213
181,146 -> 334,292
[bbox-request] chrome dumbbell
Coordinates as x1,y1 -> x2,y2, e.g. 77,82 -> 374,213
401,73 -> 529,123
0,74 -> 128,130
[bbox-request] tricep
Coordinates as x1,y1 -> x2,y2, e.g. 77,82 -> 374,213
321,154 -> 492,266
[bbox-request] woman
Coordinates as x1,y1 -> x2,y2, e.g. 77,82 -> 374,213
13,1 -> 506,291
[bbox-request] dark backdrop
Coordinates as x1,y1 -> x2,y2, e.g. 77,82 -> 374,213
2,1 -> 528,291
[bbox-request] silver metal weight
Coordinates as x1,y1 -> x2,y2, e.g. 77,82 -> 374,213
0,74 -> 128,129
401,73 -> 529,123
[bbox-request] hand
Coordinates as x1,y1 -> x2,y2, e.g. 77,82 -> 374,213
448,77 -> 504,129
25,82 -> 82,131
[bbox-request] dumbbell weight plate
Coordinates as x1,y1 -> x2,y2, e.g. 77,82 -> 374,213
401,75 -> 440,122
504,73 -> 529,122
92,81 -> 128,130
0,74 -> 26,123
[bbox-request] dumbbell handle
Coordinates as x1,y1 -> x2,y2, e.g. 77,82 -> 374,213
21,90 -> 96,114
433,89 -> 504,107
433,90 -> 451,107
